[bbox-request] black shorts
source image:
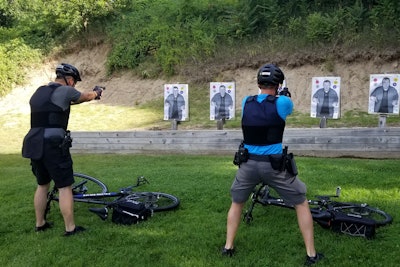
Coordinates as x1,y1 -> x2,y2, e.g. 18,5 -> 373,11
31,139 -> 74,188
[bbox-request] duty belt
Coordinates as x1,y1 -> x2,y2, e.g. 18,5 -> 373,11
248,154 -> 271,162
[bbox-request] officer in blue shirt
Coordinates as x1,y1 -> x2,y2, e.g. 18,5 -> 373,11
222,64 -> 323,266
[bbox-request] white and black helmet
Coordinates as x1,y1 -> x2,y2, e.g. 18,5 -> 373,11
56,63 -> 82,82
257,64 -> 284,86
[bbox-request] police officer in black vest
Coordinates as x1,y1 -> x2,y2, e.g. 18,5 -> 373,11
22,63 -> 104,236
222,64 -> 323,265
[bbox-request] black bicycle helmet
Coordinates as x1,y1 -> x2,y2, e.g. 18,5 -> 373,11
257,64 -> 284,86
56,63 -> 82,82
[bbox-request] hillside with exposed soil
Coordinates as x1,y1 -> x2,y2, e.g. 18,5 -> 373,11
2,43 -> 400,121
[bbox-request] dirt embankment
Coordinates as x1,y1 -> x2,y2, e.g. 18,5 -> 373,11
2,44 -> 400,116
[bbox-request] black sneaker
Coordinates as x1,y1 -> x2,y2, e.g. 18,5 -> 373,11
305,253 -> 324,266
64,226 -> 86,237
221,247 -> 235,257
35,221 -> 53,232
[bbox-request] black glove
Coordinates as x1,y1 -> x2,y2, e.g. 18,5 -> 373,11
278,87 -> 291,97
93,86 -> 105,100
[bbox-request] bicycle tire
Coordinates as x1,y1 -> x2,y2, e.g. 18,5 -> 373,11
124,192 -> 180,212
48,173 -> 109,205
332,204 -> 393,227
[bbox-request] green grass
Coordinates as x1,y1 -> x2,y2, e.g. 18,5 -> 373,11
0,154 -> 398,267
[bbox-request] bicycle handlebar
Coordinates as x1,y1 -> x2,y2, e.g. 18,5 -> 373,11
313,186 -> 341,201
118,176 -> 150,194
136,176 -> 149,186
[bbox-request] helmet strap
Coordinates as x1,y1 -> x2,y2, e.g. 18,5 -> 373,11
275,84 -> 281,95
62,76 -> 69,86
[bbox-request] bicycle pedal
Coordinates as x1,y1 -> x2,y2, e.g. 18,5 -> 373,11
243,212 -> 253,224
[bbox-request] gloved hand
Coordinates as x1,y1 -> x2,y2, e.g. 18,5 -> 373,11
93,86 -> 105,100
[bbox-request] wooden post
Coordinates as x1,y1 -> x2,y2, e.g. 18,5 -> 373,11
217,118 -> 225,130
171,119 -> 179,130
319,116 -> 327,128
378,114 -> 387,128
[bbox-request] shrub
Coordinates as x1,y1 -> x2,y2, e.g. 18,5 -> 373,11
0,38 -> 41,96
305,12 -> 336,43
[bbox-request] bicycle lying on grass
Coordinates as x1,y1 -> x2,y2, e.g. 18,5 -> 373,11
45,173 -> 180,224
244,185 -> 392,239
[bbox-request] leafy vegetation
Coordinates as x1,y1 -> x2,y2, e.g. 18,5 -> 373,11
0,38 -> 41,93
1,0 -> 400,95
0,0 -> 128,96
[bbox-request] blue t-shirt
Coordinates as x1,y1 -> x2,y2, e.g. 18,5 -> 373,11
241,94 -> 293,155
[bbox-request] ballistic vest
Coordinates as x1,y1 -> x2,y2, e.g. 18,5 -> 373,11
242,95 -> 285,145
29,84 -> 70,130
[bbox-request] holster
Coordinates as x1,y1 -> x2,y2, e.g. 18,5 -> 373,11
268,146 -> 298,176
268,154 -> 284,171
284,152 -> 298,176
233,141 -> 249,167
59,130 -> 73,155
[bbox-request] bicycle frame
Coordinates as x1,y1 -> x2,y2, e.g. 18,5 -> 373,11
48,177 -> 147,205
248,185 -> 340,211
71,192 -> 125,204
244,185 -> 349,227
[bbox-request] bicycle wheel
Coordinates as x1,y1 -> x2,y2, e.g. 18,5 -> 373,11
50,173 -> 108,202
124,192 -> 180,212
333,204 -> 393,227
72,173 -> 108,194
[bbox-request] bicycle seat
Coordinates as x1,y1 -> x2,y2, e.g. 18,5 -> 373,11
89,207 -> 109,220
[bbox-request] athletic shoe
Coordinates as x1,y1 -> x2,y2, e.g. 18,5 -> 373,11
64,226 -> 86,236
35,221 -> 53,232
305,253 -> 324,266
221,247 -> 235,257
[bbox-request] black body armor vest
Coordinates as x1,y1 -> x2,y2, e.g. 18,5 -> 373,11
242,95 -> 285,145
29,84 -> 70,130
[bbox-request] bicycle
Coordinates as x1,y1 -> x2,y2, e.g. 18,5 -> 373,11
45,172 -> 180,222
243,185 -> 392,238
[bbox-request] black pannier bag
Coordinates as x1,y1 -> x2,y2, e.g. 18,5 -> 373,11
111,197 -> 152,225
331,211 -> 376,239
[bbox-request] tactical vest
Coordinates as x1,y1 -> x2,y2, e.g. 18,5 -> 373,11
29,84 -> 70,130
242,95 -> 285,145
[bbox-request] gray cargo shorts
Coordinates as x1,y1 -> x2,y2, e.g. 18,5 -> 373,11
230,159 -> 307,205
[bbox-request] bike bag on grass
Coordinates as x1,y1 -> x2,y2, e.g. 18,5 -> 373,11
112,197 -> 152,225
331,211 -> 376,239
